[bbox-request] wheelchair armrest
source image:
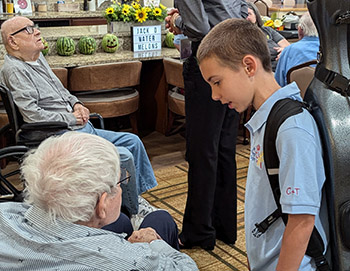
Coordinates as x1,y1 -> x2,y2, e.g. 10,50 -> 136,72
18,122 -> 69,147
0,145 -> 29,159
89,113 -> 105,130
20,121 -> 68,131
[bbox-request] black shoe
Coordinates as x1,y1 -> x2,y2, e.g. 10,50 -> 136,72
216,232 -> 236,246
178,236 -> 215,251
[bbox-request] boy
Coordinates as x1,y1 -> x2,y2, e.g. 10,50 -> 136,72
196,19 -> 328,271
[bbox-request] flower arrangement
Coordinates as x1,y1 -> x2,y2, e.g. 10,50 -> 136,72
262,15 -> 284,31
104,0 -> 167,24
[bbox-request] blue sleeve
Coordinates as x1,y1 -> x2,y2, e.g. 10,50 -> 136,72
274,47 -> 289,87
276,112 -> 325,216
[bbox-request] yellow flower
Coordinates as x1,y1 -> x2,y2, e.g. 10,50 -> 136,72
145,7 -> 151,13
263,19 -> 274,27
122,6 -> 130,15
135,8 -> 148,23
153,7 -> 162,16
131,1 -> 140,9
106,7 -> 114,14
159,3 -> 166,10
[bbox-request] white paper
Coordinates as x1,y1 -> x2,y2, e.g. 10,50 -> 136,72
143,0 -> 160,7
14,0 -> 33,14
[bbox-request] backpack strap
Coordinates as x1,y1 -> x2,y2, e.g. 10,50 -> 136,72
255,98 -> 331,271
252,98 -> 303,237
264,98 -> 305,220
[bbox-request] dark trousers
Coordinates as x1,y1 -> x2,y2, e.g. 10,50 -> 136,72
103,210 -> 179,250
179,50 -> 239,247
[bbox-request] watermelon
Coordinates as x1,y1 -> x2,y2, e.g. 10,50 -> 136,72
41,37 -> 49,56
78,36 -> 97,55
56,37 -> 75,56
101,34 -> 119,53
164,32 -> 175,48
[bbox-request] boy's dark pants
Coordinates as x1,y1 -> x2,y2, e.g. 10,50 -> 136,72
179,46 -> 239,247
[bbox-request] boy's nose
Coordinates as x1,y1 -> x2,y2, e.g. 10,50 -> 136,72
211,91 -> 221,102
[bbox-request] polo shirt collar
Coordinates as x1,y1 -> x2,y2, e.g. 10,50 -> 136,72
245,82 -> 302,134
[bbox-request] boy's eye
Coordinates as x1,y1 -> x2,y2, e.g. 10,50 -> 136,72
214,81 -> 220,86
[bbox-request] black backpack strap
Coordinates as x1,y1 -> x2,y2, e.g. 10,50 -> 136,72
253,99 -> 304,238
264,98 -> 305,222
261,98 -> 330,271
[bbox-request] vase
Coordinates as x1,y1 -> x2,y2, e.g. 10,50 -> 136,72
108,21 -> 133,35
108,20 -> 165,36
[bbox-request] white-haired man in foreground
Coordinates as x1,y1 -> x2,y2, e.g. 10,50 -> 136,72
0,132 -> 198,270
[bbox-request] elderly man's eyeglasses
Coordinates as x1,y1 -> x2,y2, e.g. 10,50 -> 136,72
118,169 -> 131,186
10,24 -> 39,36
95,169 -> 131,208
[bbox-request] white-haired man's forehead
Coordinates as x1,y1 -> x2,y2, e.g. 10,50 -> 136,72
2,17 -> 32,32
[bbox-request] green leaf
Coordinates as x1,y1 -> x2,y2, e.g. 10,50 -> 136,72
270,12 -> 277,21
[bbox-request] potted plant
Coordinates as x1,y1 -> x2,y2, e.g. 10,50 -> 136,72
104,0 -> 167,34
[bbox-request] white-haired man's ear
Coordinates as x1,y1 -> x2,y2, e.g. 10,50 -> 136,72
298,26 -> 305,40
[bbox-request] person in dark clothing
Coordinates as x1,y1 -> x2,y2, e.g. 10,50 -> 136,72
166,0 -> 248,250
246,2 -> 290,71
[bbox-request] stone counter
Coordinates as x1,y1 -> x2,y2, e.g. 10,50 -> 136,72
0,23 -> 168,58
0,48 -> 180,67
45,48 -> 180,68
0,11 -> 103,21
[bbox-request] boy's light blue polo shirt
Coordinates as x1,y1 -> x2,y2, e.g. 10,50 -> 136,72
244,82 -> 328,271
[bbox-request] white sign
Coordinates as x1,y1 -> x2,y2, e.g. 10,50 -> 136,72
143,0 -> 160,7
133,50 -> 162,58
132,25 -> 162,52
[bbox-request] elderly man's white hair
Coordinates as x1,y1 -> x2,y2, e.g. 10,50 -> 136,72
22,131 -> 120,223
298,12 -> 318,37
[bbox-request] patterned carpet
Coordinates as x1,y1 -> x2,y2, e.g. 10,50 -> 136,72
143,145 -> 251,271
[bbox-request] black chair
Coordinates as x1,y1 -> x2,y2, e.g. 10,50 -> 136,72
0,83 -> 104,202
0,84 -> 104,147
0,84 -> 69,147
0,145 -> 28,202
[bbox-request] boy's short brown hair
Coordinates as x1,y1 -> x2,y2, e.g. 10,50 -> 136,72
197,19 -> 272,72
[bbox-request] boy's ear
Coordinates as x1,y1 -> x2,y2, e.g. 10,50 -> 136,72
242,55 -> 257,77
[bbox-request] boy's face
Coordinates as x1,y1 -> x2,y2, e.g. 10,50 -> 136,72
200,57 -> 254,113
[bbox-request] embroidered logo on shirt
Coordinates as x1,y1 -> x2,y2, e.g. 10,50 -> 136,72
251,144 -> 264,169
286,187 -> 300,196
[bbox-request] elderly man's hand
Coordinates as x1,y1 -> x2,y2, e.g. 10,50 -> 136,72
73,103 -> 90,125
127,227 -> 162,243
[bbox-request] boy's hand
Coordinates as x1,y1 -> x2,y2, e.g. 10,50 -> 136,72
276,214 -> 315,271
